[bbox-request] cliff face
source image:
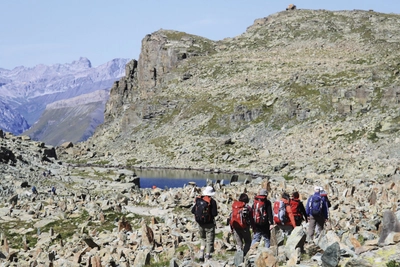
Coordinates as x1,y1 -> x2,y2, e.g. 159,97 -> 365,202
81,9 -> 400,180
99,30 -> 216,136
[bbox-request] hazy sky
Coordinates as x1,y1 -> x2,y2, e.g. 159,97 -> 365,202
1,0 -> 400,70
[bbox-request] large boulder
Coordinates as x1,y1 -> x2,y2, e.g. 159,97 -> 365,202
0,147 -> 16,164
286,4 -> 297,10
321,242 -> 340,267
378,210 -> 400,245
43,147 -> 57,159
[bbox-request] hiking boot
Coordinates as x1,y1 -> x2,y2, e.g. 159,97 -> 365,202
198,250 -> 204,261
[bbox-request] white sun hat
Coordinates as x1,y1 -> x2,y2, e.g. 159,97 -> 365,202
202,186 -> 216,196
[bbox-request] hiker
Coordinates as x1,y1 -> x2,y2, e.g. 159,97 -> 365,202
229,193 -> 253,256
274,192 -> 296,235
50,186 -> 57,195
306,186 -> 329,241
250,189 -> 274,248
32,186 -> 38,195
191,186 -> 218,261
290,191 -> 308,226
9,203 -> 14,216
317,187 -> 331,234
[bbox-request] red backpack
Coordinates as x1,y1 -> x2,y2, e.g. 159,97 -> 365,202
290,199 -> 301,217
230,200 -> 248,229
273,200 -> 288,225
252,197 -> 268,225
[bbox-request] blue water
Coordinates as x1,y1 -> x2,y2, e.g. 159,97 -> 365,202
134,169 -> 248,189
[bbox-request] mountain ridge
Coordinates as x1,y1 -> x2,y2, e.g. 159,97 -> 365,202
23,89 -> 110,146
0,57 -> 130,136
59,9 -> 400,182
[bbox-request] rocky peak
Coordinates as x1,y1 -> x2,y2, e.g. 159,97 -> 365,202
70,57 -> 92,69
137,30 -> 215,95
101,30 -> 216,131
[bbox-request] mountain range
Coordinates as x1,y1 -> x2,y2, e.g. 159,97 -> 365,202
0,57 -> 129,144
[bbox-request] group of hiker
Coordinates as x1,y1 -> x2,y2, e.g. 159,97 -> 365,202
31,185 -> 57,196
191,185 -> 330,262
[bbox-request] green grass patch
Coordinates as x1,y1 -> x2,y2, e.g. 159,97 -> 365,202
288,82 -> 319,98
148,259 -> 171,267
72,170 -> 90,177
155,107 -> 181,127
214,250 -> 235,261
0,209 -> 160,251
357,234 -> 365,245
367,123 -> 382,142
283,173 -> 294,181
93,169 -> 114,180
387,260 -> 400,267
160,30 -> 216,57
0,220 -> 36,249
127,158 -> 140,167
66,159 -> 88,165
92,160 -> 110,166
41,210 -> 91,240
215,232 -> 224,240
344,129 -> 366,142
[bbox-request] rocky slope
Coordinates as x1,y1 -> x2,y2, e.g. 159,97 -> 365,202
69,9 -> 400,184
0,57 -> 129,135
1,129 -> 400,266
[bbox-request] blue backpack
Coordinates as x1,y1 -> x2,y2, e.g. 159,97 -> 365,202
309,195 -> 323,216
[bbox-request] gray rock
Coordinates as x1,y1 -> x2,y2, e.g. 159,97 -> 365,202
234,249 -> 244,266
321,242 -> 340,267
133,249 -> 151,267
378,210 -> 400,245
284,226 -> 306,261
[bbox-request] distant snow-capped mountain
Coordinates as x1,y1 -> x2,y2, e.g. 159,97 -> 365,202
0,57 -> 130,137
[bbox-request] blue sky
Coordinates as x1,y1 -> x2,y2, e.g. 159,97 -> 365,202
1,0 -> 400,70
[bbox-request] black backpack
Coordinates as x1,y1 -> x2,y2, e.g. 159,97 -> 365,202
193,197 -> 212,224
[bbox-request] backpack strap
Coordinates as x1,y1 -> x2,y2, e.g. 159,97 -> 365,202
202,195 -> 211,203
